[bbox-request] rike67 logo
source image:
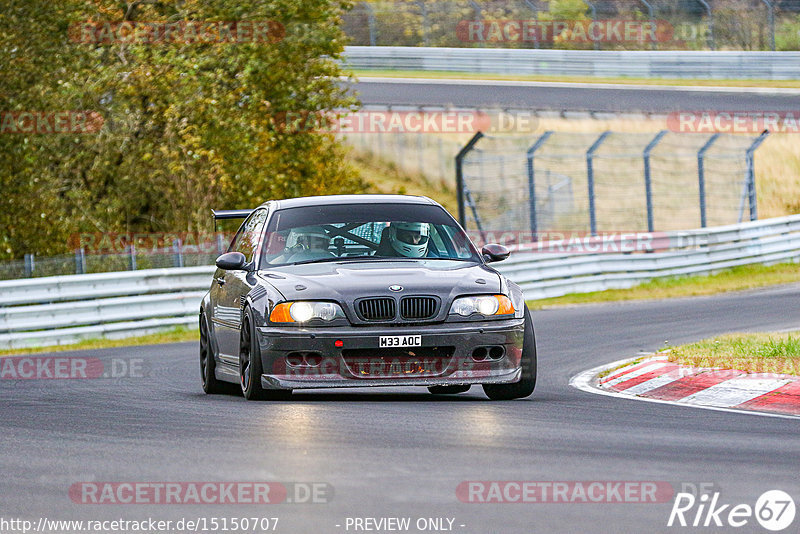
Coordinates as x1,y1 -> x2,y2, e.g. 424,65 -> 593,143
668,490 -> 795,531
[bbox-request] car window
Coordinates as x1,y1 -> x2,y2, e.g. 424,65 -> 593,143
260,203 -> 480,266
228,209 -> 268,262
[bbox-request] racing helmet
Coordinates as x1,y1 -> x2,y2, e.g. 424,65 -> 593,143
287,226 -> 330,251
388,222 -> 429,258
299,226 -> 330,251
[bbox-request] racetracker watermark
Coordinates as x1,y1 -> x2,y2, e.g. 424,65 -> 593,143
466,231 -> 708,253
69,21 -> 284,44
456,19 -> 673,44
272,110 -> 538,134
0,111 -> 103,135
456,481 -> 674,503
270,351 -> 519,380
69,482 -> 332,504
668,111 -> 800,134
0,357 -> 148,380
69,232 -> 233,254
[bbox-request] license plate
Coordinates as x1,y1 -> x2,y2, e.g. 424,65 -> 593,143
379,335 -> 422,348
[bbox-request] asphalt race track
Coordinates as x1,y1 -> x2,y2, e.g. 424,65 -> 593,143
2,284 -> 799,533
354,78 -> 800,114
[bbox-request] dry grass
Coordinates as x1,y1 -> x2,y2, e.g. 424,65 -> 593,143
0,327 -> 198,357
348,145 -> 459,214
668,332 -> 800,376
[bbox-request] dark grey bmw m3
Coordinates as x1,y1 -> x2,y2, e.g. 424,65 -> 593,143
200,194 -> 536,400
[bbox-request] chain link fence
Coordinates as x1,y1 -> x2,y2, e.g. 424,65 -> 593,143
0,245 -> 223,281
455,131 -> 769,241
344,0 -> 800,51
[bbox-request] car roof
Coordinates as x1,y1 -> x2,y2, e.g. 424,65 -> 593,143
261,194 -> 439,210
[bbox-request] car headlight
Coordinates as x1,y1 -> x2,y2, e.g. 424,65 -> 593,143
269,301 -> 345,323
449,295 -> 515,317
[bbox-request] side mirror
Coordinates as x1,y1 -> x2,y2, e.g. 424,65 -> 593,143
482,244 -> 510,263
215,251 -> 247,271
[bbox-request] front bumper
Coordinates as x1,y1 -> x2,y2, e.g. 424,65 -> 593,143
256,318 -> 525,390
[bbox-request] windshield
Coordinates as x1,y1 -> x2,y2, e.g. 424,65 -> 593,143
260,203 -> 480,266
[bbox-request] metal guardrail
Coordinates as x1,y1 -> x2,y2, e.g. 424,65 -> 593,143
0,267 -> 214,349
1,215 -> 799,349
343,46 -> 800,80
495,214 -> 800,299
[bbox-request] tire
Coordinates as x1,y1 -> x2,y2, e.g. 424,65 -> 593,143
200,311 -> 226,394
428,385 -> 471,395
482,306 -> 537,401
239,309 -> 291,401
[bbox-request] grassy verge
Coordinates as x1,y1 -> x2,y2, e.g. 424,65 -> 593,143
349,149 -> 459,215
0,326 -> 198,357
668,332 -> 800,376
352,69 -> 800,89
527,262 -> 800,309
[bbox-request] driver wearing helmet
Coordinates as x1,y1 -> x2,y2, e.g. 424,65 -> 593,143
377,221 -> 430,258
285,226 -> 334,263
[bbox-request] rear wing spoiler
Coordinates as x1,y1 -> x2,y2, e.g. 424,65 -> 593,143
212,209 -> 253,232
212,209 -> 253,220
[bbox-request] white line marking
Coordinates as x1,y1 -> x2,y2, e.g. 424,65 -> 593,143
569,356 -> 800,421
680,377 -> 792,408
355,76 -> 800,95
602,361 -> 668,388
623,373 -> 684,395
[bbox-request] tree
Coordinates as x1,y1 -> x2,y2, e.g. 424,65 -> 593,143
0,0 -> 365,260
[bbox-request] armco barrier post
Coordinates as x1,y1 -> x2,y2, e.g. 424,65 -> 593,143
455,132 -> 485,229
643,130 -> 668,232
586,131 -> 611,237
697,133 -> 721,228
746,130 -> 770,221
526,131 -> 553,241
128,244 -> 137,271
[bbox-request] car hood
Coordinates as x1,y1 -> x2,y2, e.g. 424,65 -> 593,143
258,259 -> 502,304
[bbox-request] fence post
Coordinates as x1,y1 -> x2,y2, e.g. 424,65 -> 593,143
128,244 -> 137,271
455,131 -> 485,228
638,0 -> 657,50
643,130 -> 668,233
584,0 -> 599,50
415,0 -> 429,46
469,0 -> 484,48
74,248 -> 86,274
586,131 -> 611,237
526,131 -> 553,241
697,133 -> 721,228
173,238 -> 184,268
24,253 -> 34,278
745,130 -> 770,221
523,0 -> 540,49
761,0 -> 775,51
364,2 -> 377,46
696,0 -> 714,50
